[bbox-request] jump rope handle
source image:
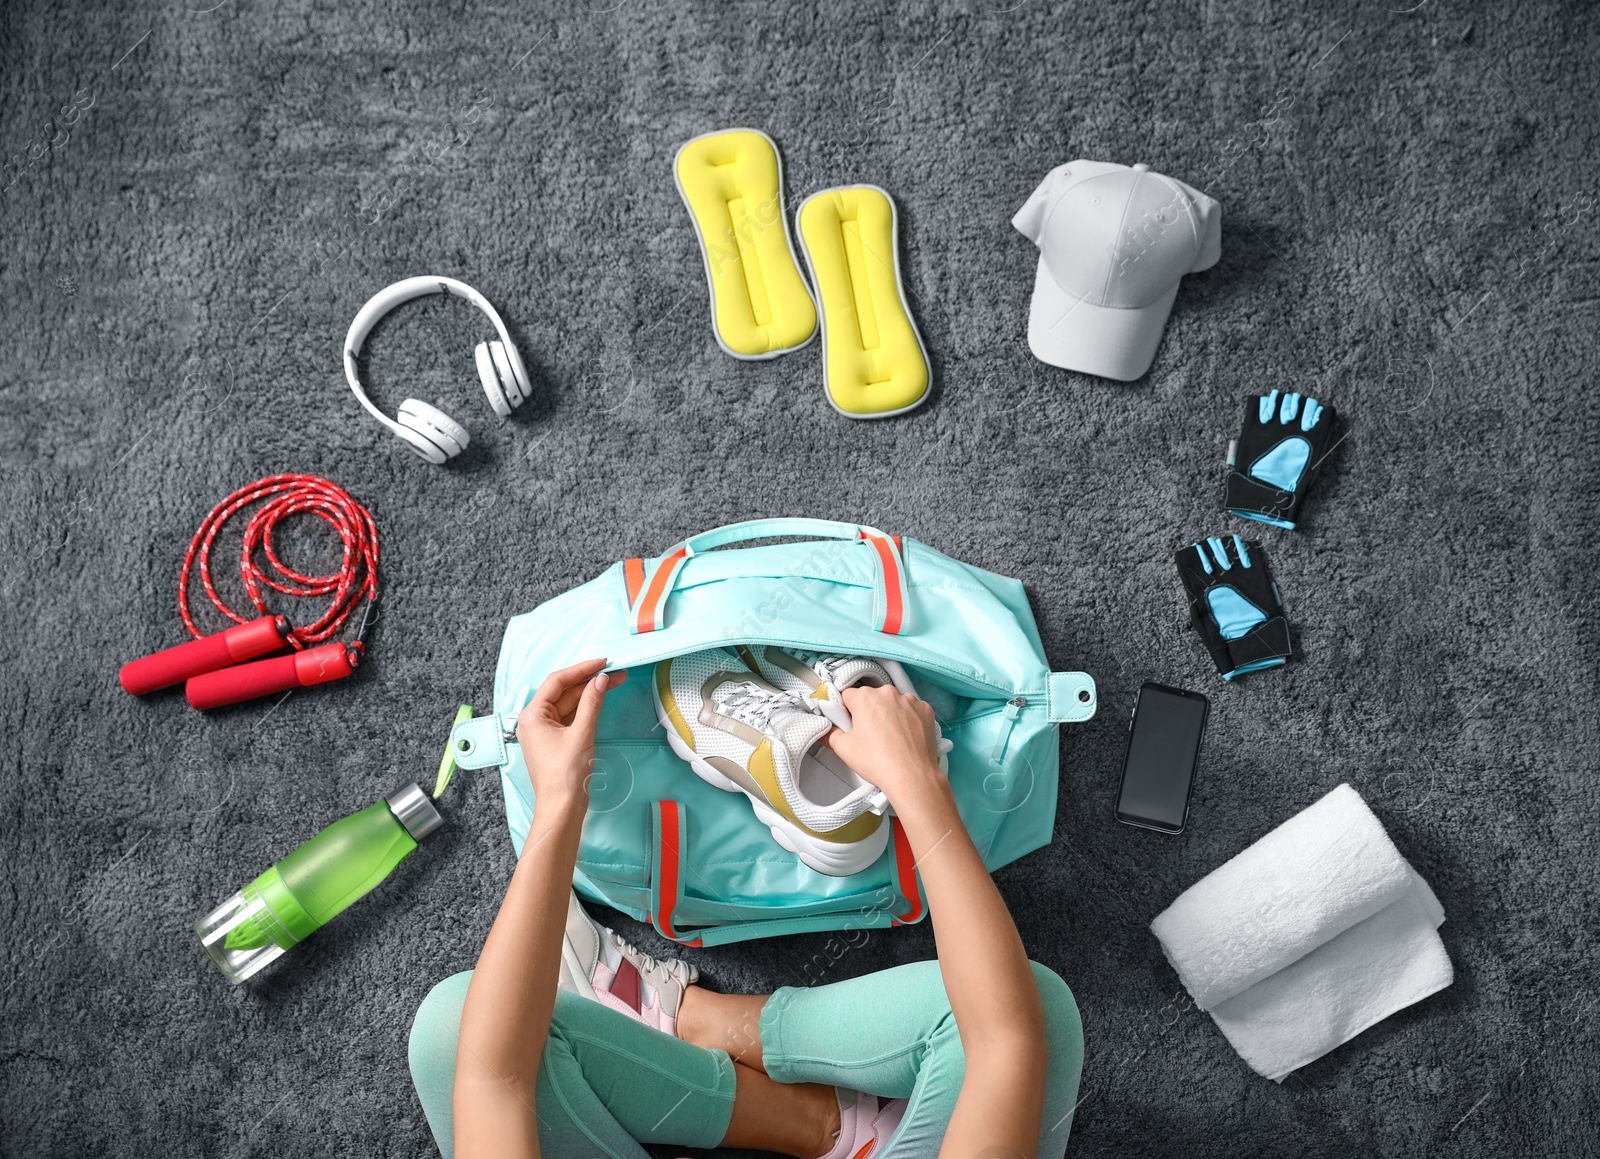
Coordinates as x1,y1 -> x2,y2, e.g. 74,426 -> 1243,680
119,615 -> 292,696
185,642 -> 364,711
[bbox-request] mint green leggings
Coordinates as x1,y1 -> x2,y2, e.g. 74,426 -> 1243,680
409,959 -> 1083,1159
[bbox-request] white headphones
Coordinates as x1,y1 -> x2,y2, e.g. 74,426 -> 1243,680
343,276 -> 531,464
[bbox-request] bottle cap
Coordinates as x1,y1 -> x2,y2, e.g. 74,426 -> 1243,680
386,783 -> 444,841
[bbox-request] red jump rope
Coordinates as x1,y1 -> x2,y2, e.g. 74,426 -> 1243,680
119,474 -> 380,709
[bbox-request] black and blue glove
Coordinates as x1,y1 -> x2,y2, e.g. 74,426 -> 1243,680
1225,390 -> 1337,529
1176,535 -> 1290,680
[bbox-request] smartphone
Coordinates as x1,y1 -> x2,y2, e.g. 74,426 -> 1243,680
1116,683 -> 1209,834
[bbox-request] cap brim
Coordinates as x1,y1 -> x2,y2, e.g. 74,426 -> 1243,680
1026,260 -> 1178,381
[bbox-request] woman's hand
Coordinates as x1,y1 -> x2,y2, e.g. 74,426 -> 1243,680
833,685 -> 1048,1159
514,657 -> 626,816
823,684 -> 945,811
456,656 -> 626,1159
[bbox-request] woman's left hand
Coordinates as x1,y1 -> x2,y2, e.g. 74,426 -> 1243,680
515,657 -> 625,814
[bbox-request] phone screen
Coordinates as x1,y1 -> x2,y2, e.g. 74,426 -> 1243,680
1116,683 -> 1209,833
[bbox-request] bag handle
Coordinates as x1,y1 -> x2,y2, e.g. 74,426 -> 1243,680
887,817 -> 924,925
694,910 -> 895,947
648,800 -> 703,946
623,519 -> 909,635
648,800 -> 925,946
680,518 -> 890,554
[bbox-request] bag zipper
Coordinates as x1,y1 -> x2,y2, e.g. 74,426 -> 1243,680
988,697 -> 1027,766
498,641 -> 1044,734
593,637 -> 1037,700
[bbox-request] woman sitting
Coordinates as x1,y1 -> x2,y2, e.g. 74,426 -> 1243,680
409,658 -> 1083,1159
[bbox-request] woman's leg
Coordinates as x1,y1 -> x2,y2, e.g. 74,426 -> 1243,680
409,972 -> 839,1159
409,973 -> 475,1155
1031,963 -> 1087,1156
709,959 -> 1084,1159
678,987 -> 773,1070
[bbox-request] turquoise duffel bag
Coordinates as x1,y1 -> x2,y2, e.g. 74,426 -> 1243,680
447,518 -> 1097,947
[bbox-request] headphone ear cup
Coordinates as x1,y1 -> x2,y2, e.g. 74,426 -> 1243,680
398,399 -> 469,461
499,340 -> 531,408
488,341 -> 524,409
475,343 -> 513,418
393,423 -> 449,466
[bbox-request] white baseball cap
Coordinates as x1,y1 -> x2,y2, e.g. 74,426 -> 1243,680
1012,160 -> 1221,381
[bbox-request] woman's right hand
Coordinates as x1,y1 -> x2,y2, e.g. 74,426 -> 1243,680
824,684 -> 946,811
833,684 -> 1050,1159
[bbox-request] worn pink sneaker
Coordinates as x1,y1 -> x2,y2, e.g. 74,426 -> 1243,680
560,892 -> 698,1036
817,1090 -> 906,1159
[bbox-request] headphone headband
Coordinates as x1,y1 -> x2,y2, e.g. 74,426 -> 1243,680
342,276 -> 527,459
344,276 -> 513,372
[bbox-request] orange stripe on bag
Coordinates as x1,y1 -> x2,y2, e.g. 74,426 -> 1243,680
864,535 -> 904,635
635,548 -> 688,633
655,800 -> 702,945
623,557 -> 645,605
889,817 -> 922,925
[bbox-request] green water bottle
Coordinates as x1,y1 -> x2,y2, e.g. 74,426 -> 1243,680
195,784 -> 442,983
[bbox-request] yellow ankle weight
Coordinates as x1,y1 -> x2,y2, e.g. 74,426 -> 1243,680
674,128 -> 817,360
796,185 -> 930,418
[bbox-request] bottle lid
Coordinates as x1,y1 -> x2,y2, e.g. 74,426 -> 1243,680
386,783 -> 444,841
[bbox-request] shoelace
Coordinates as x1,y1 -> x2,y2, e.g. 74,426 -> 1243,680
603,927 -> 686,989
727,667 -> 902,824
808,655 -> 847,687
715,682 -> 810,731
789,651 -> 855,688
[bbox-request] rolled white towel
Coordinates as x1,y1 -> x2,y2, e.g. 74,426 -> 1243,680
1151,783 -> 1453,1081
1152,783 -> 1416,1010
1207,887 -> 1452,1080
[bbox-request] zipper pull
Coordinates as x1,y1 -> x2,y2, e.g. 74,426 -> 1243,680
499,681 -> 533,739
989,697 -> 1027,766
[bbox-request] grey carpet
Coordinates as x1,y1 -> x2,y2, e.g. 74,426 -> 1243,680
2,0 -> 1597,1155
